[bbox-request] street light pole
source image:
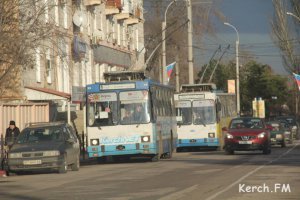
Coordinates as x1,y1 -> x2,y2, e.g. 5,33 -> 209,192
162,0 -> 176,85
187,0 -> 194,84
224,22 -> 240,116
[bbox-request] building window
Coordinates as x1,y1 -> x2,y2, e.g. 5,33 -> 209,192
63,3 -> 67,29
63,44 -> 69,92
81,61 -> 86,87
46,49 -> 52,84
45,0 -> 49,23
36,48 -> 41,83
87,11 -> 91,36
122,24 -> 126,47
54,0 -> 59,26
117,23 -> 121,46
136,28 -> 139,51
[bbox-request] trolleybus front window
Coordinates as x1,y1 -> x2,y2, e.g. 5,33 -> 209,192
193,100 -> 216,125
87,92 -> 118,126
120,90 -> 151,125
175,101 -> 192,125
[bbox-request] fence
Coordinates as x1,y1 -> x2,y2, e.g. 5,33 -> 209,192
0,103 -> 49,138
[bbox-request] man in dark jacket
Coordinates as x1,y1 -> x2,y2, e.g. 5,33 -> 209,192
5,120 -> 20,148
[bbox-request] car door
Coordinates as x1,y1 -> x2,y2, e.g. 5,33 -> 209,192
66,126 -> 80,163
62,126 -> 74,165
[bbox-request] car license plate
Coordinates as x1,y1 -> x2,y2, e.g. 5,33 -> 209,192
238,141 -> 252,144
23,160 -> 42,165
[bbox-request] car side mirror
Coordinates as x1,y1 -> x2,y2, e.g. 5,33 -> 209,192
222,127 -> 228,132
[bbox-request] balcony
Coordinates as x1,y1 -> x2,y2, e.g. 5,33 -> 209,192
105,0 -> 122,15
84,0 -> 102,6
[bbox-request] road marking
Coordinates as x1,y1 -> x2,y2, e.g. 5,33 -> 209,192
158,185 -> 199,200
204,143 -> 299,200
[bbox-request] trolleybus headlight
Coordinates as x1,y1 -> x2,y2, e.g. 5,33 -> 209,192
141,136 -> 150,143
91,139 -> 99,146
226,133 -> 233,139
208,133 -> 215,138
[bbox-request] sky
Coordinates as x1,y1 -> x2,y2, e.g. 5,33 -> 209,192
196,0 -> 288,75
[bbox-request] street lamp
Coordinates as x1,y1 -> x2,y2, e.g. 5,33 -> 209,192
162,0 -> 176,85
224,22 -> 240,116
287,12 -> 300,22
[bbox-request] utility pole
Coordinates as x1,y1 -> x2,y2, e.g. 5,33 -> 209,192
187,0 -> 194,84
175,52 -> 180,92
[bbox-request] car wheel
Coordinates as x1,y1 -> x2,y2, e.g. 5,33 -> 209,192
71,155 -> 80,171
58,154 -> 68,174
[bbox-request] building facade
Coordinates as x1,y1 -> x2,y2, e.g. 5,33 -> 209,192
2,0 -> 145,134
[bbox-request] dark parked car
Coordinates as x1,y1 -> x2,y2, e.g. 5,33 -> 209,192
266,121 -> 287,147
276,116 -> 299,141
7,122 -> 80,174
223,117 -> 271,155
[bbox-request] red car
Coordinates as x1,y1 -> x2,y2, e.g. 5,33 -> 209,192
223,117 -> 271,155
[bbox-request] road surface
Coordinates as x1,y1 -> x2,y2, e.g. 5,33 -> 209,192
1,141 -> 299,200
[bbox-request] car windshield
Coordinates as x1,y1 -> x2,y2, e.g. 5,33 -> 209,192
17,126 -> 64,144
277,116 -> 297,126
230,118 -> 264,129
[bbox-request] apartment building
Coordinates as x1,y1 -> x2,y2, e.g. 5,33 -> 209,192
9,0 -> 145,132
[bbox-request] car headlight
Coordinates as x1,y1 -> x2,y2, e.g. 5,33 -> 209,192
9,153 -> 22,159
226,133 -> 233,139
141,136 -> 150,143
258,132 -> 266,138
43,151 -> 60,157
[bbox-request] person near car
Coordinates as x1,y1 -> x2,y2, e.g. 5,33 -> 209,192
5,120 -> 20,149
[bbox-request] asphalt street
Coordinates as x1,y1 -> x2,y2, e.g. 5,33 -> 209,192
0,141 -> 299,200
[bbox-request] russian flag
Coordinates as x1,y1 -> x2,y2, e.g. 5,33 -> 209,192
166,62 -> 176,82
293,72 -> 300,91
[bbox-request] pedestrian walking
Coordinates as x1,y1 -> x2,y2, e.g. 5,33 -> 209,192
5,120 -> 20,149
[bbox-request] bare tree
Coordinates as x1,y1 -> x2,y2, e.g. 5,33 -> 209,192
271,0 -> 300,73
0,0 -> 70,99
271,0 -> 300,115
144,0 -> 223,84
